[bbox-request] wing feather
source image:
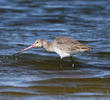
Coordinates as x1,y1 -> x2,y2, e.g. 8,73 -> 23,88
54,36 -> 81,51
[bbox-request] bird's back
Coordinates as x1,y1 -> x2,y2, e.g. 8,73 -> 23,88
53,36 -> 91,52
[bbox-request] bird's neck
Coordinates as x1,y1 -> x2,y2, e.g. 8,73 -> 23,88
42,40 -> 54,52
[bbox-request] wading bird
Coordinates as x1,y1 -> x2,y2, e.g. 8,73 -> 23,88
15,36 -> 91,69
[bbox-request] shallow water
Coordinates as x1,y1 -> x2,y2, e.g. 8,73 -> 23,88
0,0 -> 110,100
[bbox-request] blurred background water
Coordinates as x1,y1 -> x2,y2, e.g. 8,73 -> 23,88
0,0 -> 110,100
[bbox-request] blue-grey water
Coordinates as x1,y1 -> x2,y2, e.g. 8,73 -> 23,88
0,0 -> 110,100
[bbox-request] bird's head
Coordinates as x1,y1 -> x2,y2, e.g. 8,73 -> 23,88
33,39 -> 43,48
14,39 -> 44,55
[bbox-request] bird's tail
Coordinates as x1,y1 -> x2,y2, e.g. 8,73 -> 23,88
80,45 -> 92,52
87,46 -> 92,50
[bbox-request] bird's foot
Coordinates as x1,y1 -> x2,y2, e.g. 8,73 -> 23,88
72,64 -> 77,70
72,63 -> 74,67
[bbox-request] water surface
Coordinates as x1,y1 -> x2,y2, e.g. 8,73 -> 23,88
0,0 -> 110,100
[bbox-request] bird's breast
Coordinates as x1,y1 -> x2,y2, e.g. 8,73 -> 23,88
54,47 -> 71,58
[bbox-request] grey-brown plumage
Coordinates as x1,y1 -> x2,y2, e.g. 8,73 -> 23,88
15,36 -> 91,68
50,36 -> 91,58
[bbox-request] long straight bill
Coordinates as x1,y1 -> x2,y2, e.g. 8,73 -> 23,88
14,44 -> 35,55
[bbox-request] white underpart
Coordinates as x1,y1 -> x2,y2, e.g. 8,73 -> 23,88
55,49 -> 70,59
54,47 -> 80,59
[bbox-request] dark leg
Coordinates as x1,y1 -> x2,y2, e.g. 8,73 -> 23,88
59,58 -> 63,70
70,56 -> 76,69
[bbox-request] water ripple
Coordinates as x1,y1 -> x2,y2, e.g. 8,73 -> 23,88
0,0 -> 110,99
